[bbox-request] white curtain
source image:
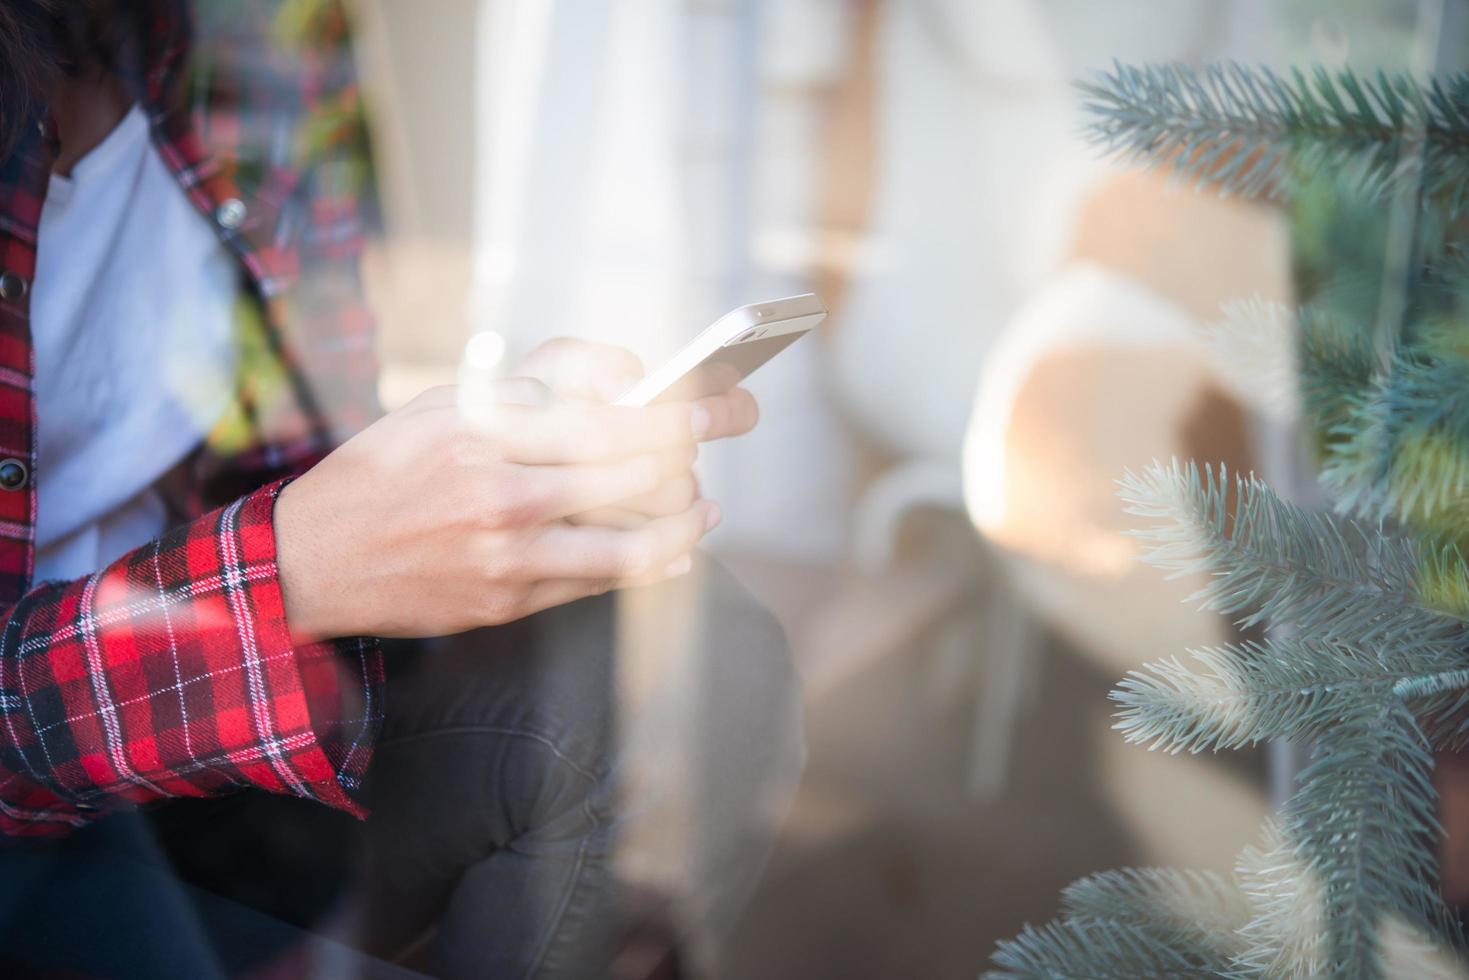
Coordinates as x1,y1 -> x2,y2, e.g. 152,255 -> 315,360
471,0 -> 856,562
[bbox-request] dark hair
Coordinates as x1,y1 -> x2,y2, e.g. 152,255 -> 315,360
0,0 -> 151,161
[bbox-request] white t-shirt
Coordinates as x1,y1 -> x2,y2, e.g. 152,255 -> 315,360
31,104 -> 238,583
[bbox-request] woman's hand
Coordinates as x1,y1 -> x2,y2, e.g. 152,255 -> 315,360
274,381 -> 722,642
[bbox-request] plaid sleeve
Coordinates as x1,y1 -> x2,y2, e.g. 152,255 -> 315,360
0,480 -> 383,836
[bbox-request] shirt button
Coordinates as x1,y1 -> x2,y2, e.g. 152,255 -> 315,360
215,197 -> 248,230
0,459 -> 28,492
0,271 -> 27,302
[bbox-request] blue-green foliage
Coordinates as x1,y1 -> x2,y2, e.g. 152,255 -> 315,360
988,463 -> 1469,979
988,918 -> 1231,980
1118,460 -> 1469,645
987,60 -> 1469,980
1079,61 -> 1469,213
1284,702 -> 1452,978
1319,328 -> 1469,529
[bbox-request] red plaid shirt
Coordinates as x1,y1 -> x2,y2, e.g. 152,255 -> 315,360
0,0 -> 384,835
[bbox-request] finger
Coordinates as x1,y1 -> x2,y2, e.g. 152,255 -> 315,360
485,402 -> 700,463
491,377 -> 557,407
517,338 -> 645,403
520,552 -> 696,614
520,446 -> 697,520
564,472 -> 700,527
693,387 -> 759,442
525,501 -> 719,579
566,475 -> 697,527
454,376 -> 557,427
566,505 -> 648,530
614,473 -> 701,518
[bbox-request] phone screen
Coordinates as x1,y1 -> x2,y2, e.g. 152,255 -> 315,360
646,330 -> 807,403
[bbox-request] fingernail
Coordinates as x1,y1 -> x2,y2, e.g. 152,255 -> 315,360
664,554 -> 693,577
690,405 -> 712,439
703,501 -> 721,531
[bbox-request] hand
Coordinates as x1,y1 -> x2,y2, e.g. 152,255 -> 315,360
274,382 -> 720,642
515,338 -> 760,527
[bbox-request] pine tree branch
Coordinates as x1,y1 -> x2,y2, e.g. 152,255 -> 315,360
1297,303 -> 1379,441
1060,868 -> 1248,963
984,917 -> 1231,980
1118,459 -> 1469,647
1232,821 -> 1330,979
1112,638 -> 1466,754
1080,62 -> 1469,213
1230,701 -> 1463,980
1272,702 -> 1459,978
1202,298 -> 1300,423
985,55 -> 1469,980
1320,339 -> 1469,528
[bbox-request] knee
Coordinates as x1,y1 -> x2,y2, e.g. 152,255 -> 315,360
492,731 -> 617,842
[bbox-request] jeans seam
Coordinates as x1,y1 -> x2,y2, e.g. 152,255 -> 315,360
376,725 -> 601,783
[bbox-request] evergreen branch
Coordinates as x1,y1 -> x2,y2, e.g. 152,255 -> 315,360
1060,868 -> 1247,963
1228,822 -> 1465,979
986,51 -> 1469,980
1297,303 -> 1379,440
1233,701 -> 1460,979
1320,340 -> 1469,528
1080,62 -> 1469,212
1118,459 -> 1469,646
1202,298 -> 1300,422
1232,822 -> 1329,978
1413,685 -> 1469,752
1112,638 -> 1466,754
984,917 -> 1231,980
1398,668 -> 1469,700
1400,658 -> 1469,751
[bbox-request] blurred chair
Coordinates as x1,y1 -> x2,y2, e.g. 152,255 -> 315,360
958,169 -> 1286,863
964,169 -> 1287,675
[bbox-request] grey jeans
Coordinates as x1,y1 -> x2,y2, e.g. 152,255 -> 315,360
1,555 -> 804,979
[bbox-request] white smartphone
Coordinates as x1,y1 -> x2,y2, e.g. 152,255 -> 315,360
615,294 -> 828,406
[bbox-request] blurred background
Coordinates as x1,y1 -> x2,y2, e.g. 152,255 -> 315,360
347,1 -> 1458,976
